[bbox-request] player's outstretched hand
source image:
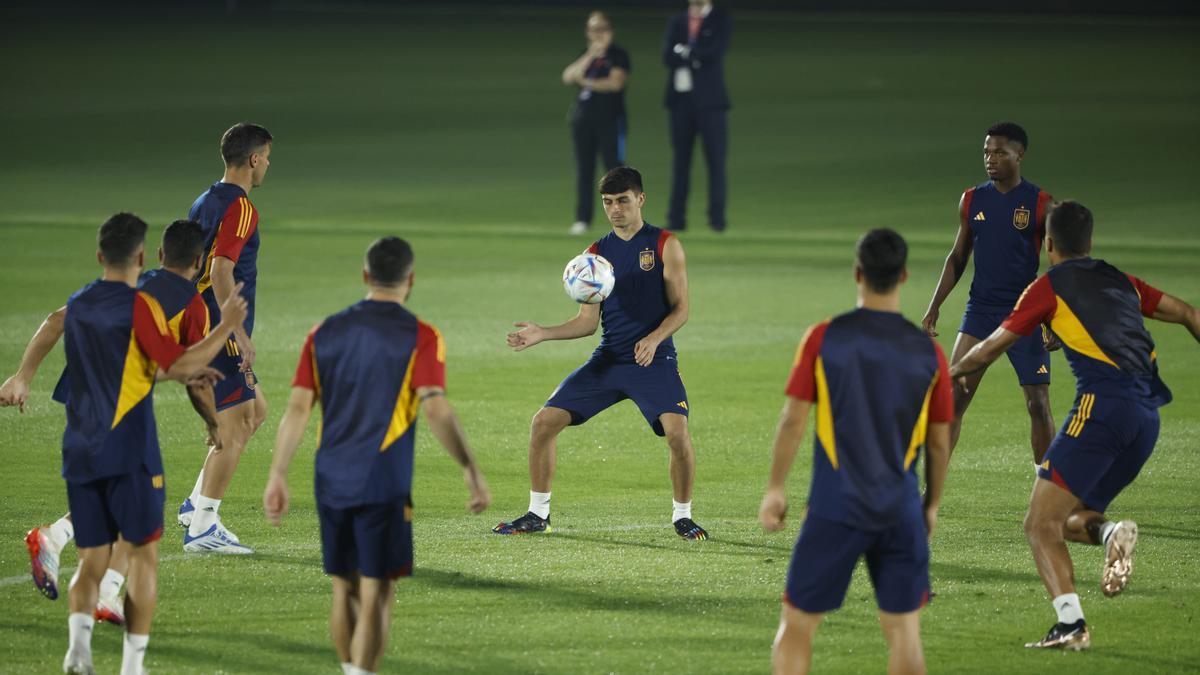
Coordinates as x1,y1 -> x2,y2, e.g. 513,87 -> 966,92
219,282 -> 249,332
263,473 -> 290,527
463,465 -> 491,514
758,488 -> 788,532
634,336 -> 661,367
0,375 -> 31,413
921,310 -> 939,337
507,322 -> 545,351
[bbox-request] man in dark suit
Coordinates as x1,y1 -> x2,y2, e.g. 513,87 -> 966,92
662,0 -> 732,232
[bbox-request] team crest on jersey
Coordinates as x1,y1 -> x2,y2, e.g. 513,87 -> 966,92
639,249 -> 655,271
1013,207 -> 1031,230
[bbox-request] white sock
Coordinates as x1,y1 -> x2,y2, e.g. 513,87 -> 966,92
189,495 -> 221,535
48,516 -> 74,551
100,568 -> 125,602
528,491 -> 551,520
120,632 -> 149,675
672,500 -> 692,523
341,663 -> 355,675
1053,593 -> 1085,624
1100,521 -> 1117,547
67,612 -> 95,661
188,467 -> 206,503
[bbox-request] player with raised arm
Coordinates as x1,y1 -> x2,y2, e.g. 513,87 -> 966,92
263,237 -> 490,675
494,166 -> 707,540
178,122 -> 273,553
922,122 -> 1056,466
2,219 -> 220,624
47,213 -> 245,675
951,200 -> 1199,650
760,229 -> 952,675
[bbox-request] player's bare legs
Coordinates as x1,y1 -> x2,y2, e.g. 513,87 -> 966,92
64,543 -> 111,670
351,576 -> 395,673
1021,384 -> 1055,465
879,610 -> 926,675
772,604 -> 822,674
331,575 -> 359,665
124,540 -> 158,634
184,399 -> 257,552
660,413 -> 694,503
529,406 -> 571,492
1022,477 -> 1092,649
948,332 -> 987,457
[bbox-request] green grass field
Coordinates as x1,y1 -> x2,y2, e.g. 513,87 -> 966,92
1,6 -> 1198,673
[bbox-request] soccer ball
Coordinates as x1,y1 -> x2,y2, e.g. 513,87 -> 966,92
562,253 -> 615,304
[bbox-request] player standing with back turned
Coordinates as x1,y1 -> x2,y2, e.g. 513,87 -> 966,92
922,122 -> 1055,466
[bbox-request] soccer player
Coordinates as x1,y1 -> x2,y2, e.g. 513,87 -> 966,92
52,213 -> 246,675
263,236 -> 490,675
950,200 -> 1198,650
2,219 -> 219,624
759,228 -> 952,675
494,166 -> 707,539
178,122 -> 273,553
921,122 -> 1056,465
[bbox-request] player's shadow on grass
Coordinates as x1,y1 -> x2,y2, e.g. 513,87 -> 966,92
150,629 -> 331,670
929,561 -> 1031,585
1137,522 -> 1200,542
549,531 -> 791,556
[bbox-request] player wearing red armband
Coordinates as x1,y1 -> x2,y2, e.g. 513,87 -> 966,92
759,229 -> 952,675
952,200 -> 1199,651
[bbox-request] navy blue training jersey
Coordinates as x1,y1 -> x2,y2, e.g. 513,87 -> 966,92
962,179 -> 1052,312
293,300 -> 446,509
785,309 -> 953,530
60,280 -> 187,482
587,223 -> 676,364
190,182 -> 260,335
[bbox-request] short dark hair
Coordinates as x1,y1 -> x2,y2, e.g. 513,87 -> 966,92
220,123 -> 273,167
599,166 -> 643,195
986,121 -> 1029,150
98,213 -> 149,268
161,219 -> 206,269
1047,200 -> 1093,257
856,228 -> 908,293
366,236 -> 414,286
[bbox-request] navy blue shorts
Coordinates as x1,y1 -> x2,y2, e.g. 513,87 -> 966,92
784,512 -> 930,614
960,310 -> 1050,386
1038,394 -> 1159,513
66,469 -> 166,549
211,336 -> 257,412
318,497 -> 413,580
545,354 -> 688,437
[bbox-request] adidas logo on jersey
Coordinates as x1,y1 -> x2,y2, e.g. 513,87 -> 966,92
973,212 -> 986,221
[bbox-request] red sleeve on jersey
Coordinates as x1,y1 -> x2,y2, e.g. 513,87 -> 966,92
1126,274 -> 1164,317
212,197 -> 258,263
291,326 -> 320,391
928,340 -> 954,424
1001,275 -> 1057,336
960,187 -> 976,228
132,292 -> 186,371
178,294 -> 210,346
411,321 -> 446,390
586,242 -> 599,255
784,321 -> 829,401
1034,190 -> 1053,248
656,230 -> 673,258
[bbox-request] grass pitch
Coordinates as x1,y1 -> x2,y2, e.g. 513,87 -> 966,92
0,7 -> 1198,674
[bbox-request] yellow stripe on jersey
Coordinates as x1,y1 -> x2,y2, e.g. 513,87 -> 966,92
904,372 -> 938,471
380,354 -> 419,451
167,309 -> 185,343
814,356 -> 837,470
428,323 -> 446,363
112,331 -> 156,430
137,292 -> 169,335
1049,296 -> 1119,369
